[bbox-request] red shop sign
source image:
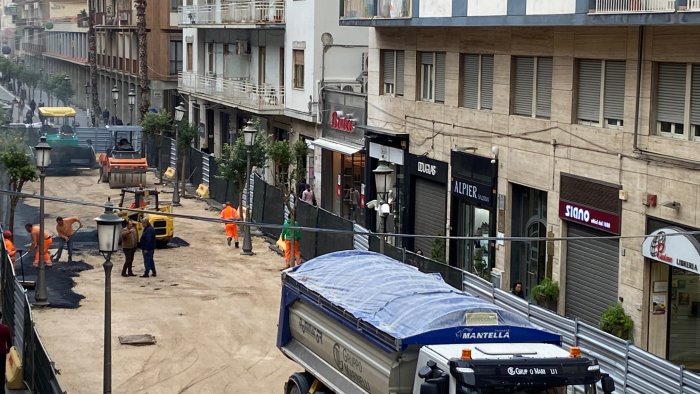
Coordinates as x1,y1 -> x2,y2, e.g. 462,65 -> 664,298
558,200 -> 620,235
330,111 -> 356,133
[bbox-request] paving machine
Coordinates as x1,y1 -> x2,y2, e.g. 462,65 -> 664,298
37,107 -> 96,168
99,125 -> 148,188
117,187 -> 174,248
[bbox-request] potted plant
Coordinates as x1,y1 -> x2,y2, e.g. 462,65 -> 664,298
600,303 -> 633,340
531,277 -> 559,311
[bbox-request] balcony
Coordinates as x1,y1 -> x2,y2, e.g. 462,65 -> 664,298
179,72 -> 285,114
592,0 -> 675,13
689,0 -> 700,10
341,0 -> 411,19
21,42 -> 44,54
179,1 -> 284,26
97,54 -> 139,75
95,10 -> 136,27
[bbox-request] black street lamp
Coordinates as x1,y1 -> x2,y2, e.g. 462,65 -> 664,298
84,82 -> 91,126
33,136 -> 51,306
373,160 -> 394,255
241,120 -> 257,256
127,89 -> 136,125
11,97 -> 18,123
111,85 -> 119,125
94,198 -> 123,394
172,102 -> 186,206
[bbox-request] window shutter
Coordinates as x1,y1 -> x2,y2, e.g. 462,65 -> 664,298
577,60 -> 602,122
294,50 -> 304,65
421,52 -> 433,65
691,65 -> 700,126
604,61 -> 625,121
481,55 -> 494,110
657,63 -> 686,124
435,52 -> 446,102
383,51 -> 395,84
536,57 -> 552,119
395,51 -> 405,96
513,57 -> 534,116
462,54 -> 479,109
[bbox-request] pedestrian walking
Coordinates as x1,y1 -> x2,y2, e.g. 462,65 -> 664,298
54,216 -> 81,263
219,202 -> 240,248
281,218 -> 301,269
348,186 -> 361,221
0,312 -> 12,394
24,223 -> 52,267
120,220 -> 138,277
29,98 -> 36,113
511,281 -> 525,299
139,219 -> 157,277
301,184 -> 315,206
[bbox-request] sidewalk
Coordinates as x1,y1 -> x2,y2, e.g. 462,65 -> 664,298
0,83 -> 92,127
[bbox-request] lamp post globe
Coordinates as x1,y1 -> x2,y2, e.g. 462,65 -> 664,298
111,85 -> 119,125
127,89 -> 136,124
241,120 -> 257,256
84,82 -> 90,95
33,136 -> 52,307
373,161 -> 394,255
35,136 -> 52,169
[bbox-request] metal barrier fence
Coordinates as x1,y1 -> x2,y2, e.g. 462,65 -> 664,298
1,234 -> 63,393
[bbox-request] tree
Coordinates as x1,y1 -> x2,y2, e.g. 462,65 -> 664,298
45,75 -> 74,106
135,0 -> 150,120
267,137 -> 308,222
176,121 -> 198,198
216,125 -> 267,209
141,110 -> 172,183
0,138 -> 38,234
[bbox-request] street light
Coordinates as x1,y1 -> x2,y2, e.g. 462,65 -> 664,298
241,120 -> 257,256
127,89 -> 136,125
11,97 -> 18,123
94,197 -> 123,394
39,68 -> 44,102
84,83 -> 91,126
172,102 -> 186,206
111,85 -> 119,125
33,136 -> 51,307
373,161 -> 394,255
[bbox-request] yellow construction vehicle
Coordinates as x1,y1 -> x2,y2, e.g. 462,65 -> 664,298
117,187 -> 174,248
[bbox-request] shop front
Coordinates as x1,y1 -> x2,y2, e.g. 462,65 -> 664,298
313,89 -> 366,219
404,153 -> 449,257
450,151 -> 497,272
643,218 -> 700,370
559,174 -> 621,326
510,183 -> 548,297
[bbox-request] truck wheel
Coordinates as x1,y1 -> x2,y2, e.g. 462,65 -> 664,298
285,372 -> 311,394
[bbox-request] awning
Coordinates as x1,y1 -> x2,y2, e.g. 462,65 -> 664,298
310,138 -> 363,155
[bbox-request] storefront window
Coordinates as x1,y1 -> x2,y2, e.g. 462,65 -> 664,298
342,153 -> 365,223
510,184 -> 547,297
668,267 -> 700,370
454,204 -> 490,274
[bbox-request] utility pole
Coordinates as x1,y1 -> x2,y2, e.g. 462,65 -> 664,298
88,0 -> 99,127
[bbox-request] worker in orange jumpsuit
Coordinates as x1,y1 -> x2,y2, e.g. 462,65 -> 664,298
219,202 -> 240,248
3,230 -> 17,261
25,223 -> 52,267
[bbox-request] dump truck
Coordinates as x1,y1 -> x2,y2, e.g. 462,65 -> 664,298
37,107 -> 96,168
98,125 -> 147,188
277,251 -> 616,394
117,187 -> 174,248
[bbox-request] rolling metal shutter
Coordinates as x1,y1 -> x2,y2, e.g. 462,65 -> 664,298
435,52 -> 446,103
513,57 -> 534,116
382,51 -> 395,85
413,178 -> 446,255
536,57 -> 552,119
691,65 -> 700,127
657,63 -> 686,124
395,51 -> 405,96
462,54 -> 479,109
604,61 -> 626,122
481,55 -> 494,110
577,60 -> 602,122
565,223 -> 619,326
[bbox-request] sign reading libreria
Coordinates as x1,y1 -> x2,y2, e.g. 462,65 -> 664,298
642,227 -> 700,275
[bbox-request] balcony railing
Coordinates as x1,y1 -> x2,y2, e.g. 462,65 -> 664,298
95,9 -> 136,26
593,0 -> 675,13
179,72 -> 285,113
97,54 -> 139,74
21,42 -> 44,54
179,1 -> 284,25
689,0 -> 700,10
341,0 -> 411,19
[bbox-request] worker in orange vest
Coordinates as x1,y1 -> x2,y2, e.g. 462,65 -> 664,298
25,223 -> 52,267
3,230 -> 17,261
219,202 -> 240,248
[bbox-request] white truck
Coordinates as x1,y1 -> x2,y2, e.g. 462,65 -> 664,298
277,251 -> 616,394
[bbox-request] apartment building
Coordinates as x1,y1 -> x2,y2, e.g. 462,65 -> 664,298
341,0 -> 700,369
177,0 -> 367,217
1,0 -> 17,50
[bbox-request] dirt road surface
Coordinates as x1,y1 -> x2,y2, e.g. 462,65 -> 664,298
23,169 -> 299,393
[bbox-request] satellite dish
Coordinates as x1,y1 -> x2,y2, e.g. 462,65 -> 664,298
321,32 -> 333,47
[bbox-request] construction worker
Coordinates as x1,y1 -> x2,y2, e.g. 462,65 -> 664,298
3,230 -> 17,261
24,223 -> 52,268
54,216 -> 81,263
219,202 -> 240,248
281,218 -> 302,268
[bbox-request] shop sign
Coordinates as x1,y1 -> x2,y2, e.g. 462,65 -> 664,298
558,200 -> 620,235
642,227 -> 700,275
452,177 -> 492,206
408,154 -> 448,183
330,111 -> 356,133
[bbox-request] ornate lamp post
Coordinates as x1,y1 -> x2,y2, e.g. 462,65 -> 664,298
33,136 -> 51,306
373,161 -> 394,255
172,102 -> 186,206
127,89 -> 136,125
94,198 -> 123,394
84,82 -> 91,126
111,85 -> 119,125
240,121 -> 257,256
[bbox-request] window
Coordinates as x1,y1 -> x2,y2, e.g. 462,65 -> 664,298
258,46 -> 266,84
381,49 -> 404,96
512,56 -> 552,118
419,52 -> 445,103
186,43 -> 192,72
576,59 -> 625,128
656,63 -> 700,139
207,43 -> 214,73
293,49 -> 304,89
461,54 -> 494,110
169,40 -> 182,75
171,0 -> 182,11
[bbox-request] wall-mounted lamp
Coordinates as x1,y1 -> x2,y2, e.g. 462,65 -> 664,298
660,200 -> 681,210
491,146 -> 499,164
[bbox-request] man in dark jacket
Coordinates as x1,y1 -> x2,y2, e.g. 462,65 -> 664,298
139,219 -> 157,277
120,220 -> 138,277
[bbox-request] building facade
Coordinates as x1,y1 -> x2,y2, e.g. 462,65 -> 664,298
341,0 -> 700,369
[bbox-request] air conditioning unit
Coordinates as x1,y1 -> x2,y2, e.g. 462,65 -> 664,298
342,83 -> 362,92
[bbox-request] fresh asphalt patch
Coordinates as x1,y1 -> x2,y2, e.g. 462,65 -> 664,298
15,255 -> 93,309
